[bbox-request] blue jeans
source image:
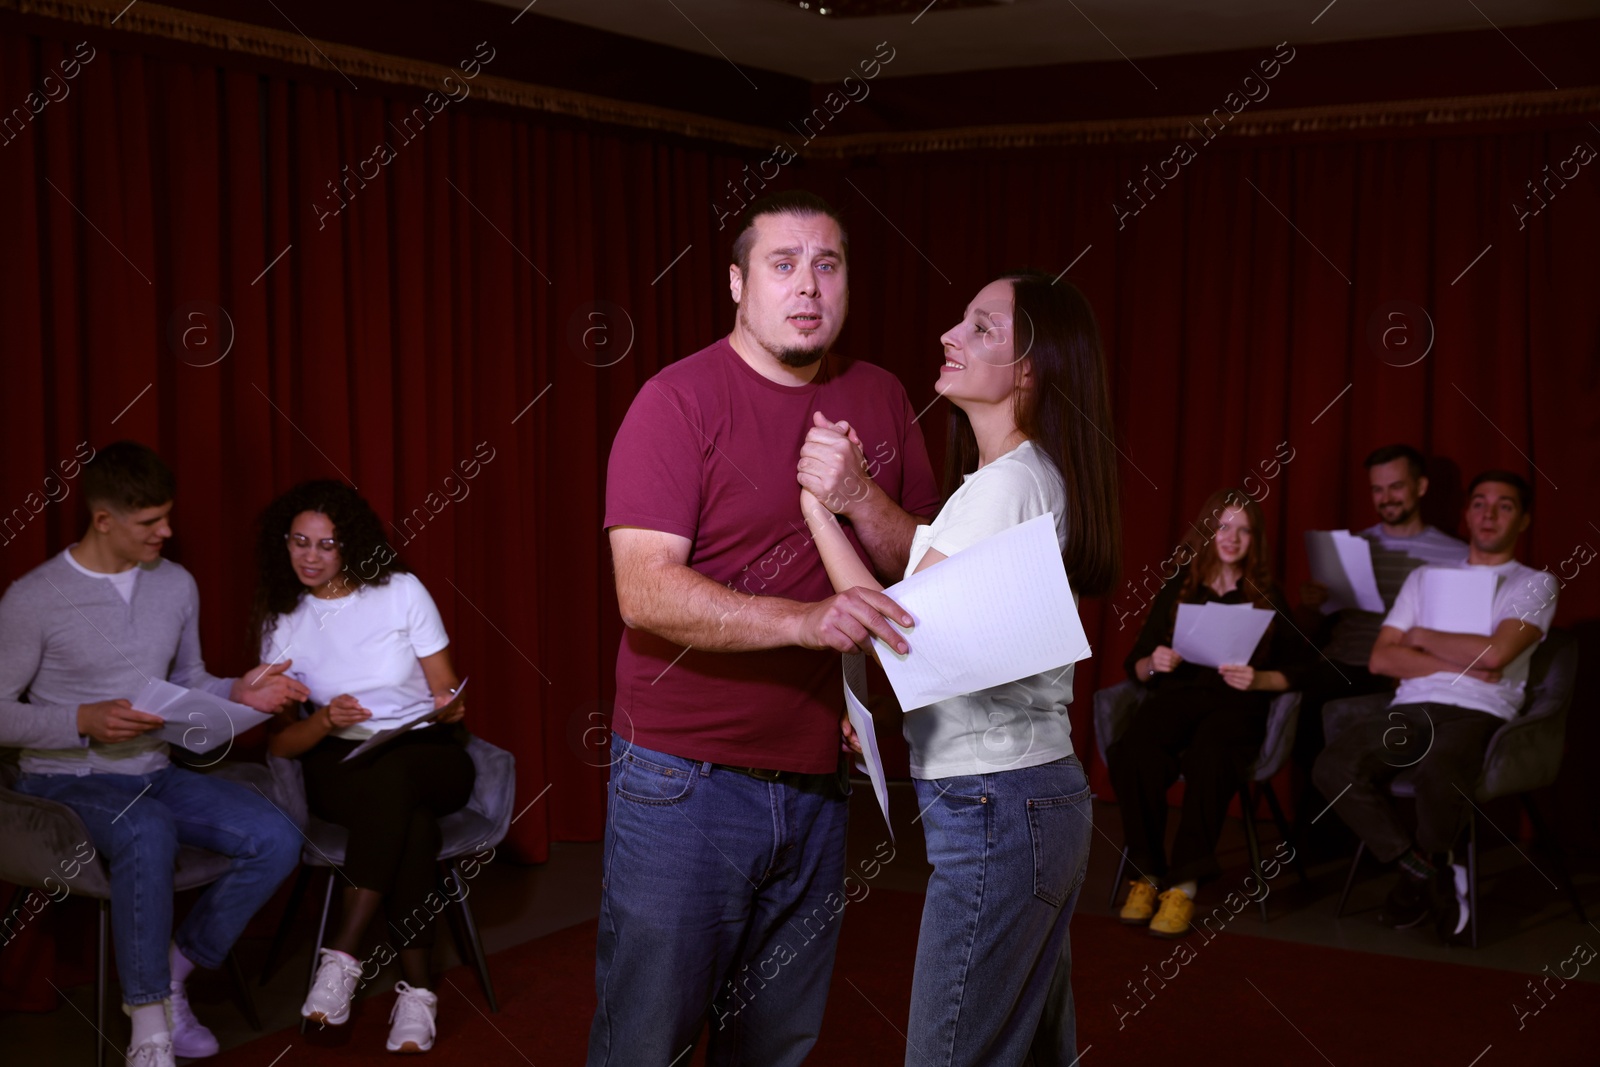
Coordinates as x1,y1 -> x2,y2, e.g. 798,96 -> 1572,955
908,755 -> 1092,1067
587,735 -> 849,1067
15,766 -> 301,1005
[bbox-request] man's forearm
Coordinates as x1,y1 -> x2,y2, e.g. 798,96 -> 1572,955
1371,644 -> 1465,680
622,562 -> 808,652
842,480 -> 923,580
1408,628 -> 1507,670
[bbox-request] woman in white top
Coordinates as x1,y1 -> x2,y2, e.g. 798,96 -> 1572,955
802,272 -> 1121,1066
251,480 -> 475,1055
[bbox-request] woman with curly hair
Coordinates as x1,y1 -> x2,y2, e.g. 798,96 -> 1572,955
1109,488 -> 1309,938
251,480 -> 474,1054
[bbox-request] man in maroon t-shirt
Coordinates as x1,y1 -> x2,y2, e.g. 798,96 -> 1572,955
588,191 -> 941,1066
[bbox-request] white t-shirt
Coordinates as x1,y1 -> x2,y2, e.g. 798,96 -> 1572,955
1382,559 -> 1557,721
260,572 -> 450,739
1322,524 -> 1469,667
62,546 -> 140,603
902,440 -> 1076,779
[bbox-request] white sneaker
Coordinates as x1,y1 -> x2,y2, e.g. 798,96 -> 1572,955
386,982 -> 437,1053
1450,862 -> 1470,936
125,1033 -> 176,1067
301,948 -> 363,1025
167,981 -> 220,1058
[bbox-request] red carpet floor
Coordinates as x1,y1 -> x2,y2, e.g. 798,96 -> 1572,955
211,888 -> 1597,1066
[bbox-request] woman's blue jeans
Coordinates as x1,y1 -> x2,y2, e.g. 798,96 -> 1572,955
908,755 -> 1093,1067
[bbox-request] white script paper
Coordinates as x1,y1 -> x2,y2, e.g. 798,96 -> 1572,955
1419,569 -> 1497,636
843,653 -> 892,842
874,513 -> 1091,712
135,678 -> 272,755
342,679 -> 469,762
1305,530 -> 1385,613
1172,602 -> 1275,668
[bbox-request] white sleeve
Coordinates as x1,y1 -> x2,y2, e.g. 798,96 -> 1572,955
1498,568 -> 1558,635
925,460 -> 1051,559
403,575 -> 450,658
1381,568 -> 1424,633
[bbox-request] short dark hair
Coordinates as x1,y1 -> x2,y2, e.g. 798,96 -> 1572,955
81,441 -> 175,512
729,190 -> 849,278
1467,469 -> 1533,513
1363,443 -> 1427,480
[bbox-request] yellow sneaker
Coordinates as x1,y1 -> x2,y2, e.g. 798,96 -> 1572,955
1119,880 -> 1159,925
1148,888 -> 1194,938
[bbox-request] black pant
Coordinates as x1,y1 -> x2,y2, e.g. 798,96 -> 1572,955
301,725 -> 476,948
1107,681 -> 1271,884
1291,658 -> 1394,772
1312,701 -> 1501,862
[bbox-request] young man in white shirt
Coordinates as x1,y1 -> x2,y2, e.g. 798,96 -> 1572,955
1313,470 -> 1555,943
1291,444 -> 1468,852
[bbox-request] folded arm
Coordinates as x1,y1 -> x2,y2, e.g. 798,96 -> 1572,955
1401,617 -> 1543,672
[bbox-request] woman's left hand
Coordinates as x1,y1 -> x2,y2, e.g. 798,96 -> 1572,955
1218,664 -> 1256,691
434,689 -> 467,723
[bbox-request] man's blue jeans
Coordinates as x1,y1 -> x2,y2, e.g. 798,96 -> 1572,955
908,755 -> 1092,1067
16,765 -> 301,1005
587,735 -> 849,1067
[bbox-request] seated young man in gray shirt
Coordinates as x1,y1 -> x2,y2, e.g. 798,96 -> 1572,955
0,442 -> 309,1067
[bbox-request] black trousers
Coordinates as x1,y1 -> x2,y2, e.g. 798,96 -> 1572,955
1291,657 -> 1394,772
301,725 -> 476,948
1107,681 -> 1271,885
1312,701 -> 1502,863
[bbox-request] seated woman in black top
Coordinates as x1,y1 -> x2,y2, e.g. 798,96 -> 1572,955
1109,488 -> 1308,937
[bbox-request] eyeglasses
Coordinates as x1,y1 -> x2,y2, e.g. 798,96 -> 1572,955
285,533 -> 342,553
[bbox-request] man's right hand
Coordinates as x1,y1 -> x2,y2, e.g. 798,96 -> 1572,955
319,694 -> 373,729
796,588 -> 913,655
77,699 -> 164,744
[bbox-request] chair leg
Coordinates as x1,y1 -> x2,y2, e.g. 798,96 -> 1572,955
225,949 -> 262,1031
1520,794 -> 1589,926
300,869 -> 337,1035
1108,846 -> 1130,909
97,899 -> 109,1067
260,865 -> 311,985
1259,781 -> 1308,885
1468,810 -> 1479,950
451,864 -> 498,1013
1336,841 -> 1366,918
1239,786 -> 1268,923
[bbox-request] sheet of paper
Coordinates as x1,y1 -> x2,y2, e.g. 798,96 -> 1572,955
874,513 -> 1091,712
135,678 -> 272,756
1305,530 -> 1385,614
1419,569 -> 1497,636
1172,602 -> 1276,668
843,653 -> 891,843
342,678 -> 469,762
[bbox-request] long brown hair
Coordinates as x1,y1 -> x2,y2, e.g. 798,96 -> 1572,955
1170,488 -> 1275,624
942,272 -> 1121,598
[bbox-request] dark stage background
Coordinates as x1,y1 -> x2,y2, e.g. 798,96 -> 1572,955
1,5 -> 1596,880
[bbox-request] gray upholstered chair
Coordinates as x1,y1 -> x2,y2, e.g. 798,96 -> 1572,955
257,732 -> 516,1021
0,758 -> 276,1067
1094,679 -> 1307,922
1323,627 -> 1584,948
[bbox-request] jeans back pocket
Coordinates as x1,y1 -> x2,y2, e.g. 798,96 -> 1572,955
1026,788 -> 1092,908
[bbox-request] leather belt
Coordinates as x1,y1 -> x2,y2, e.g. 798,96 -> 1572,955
712,763 -> 834,787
